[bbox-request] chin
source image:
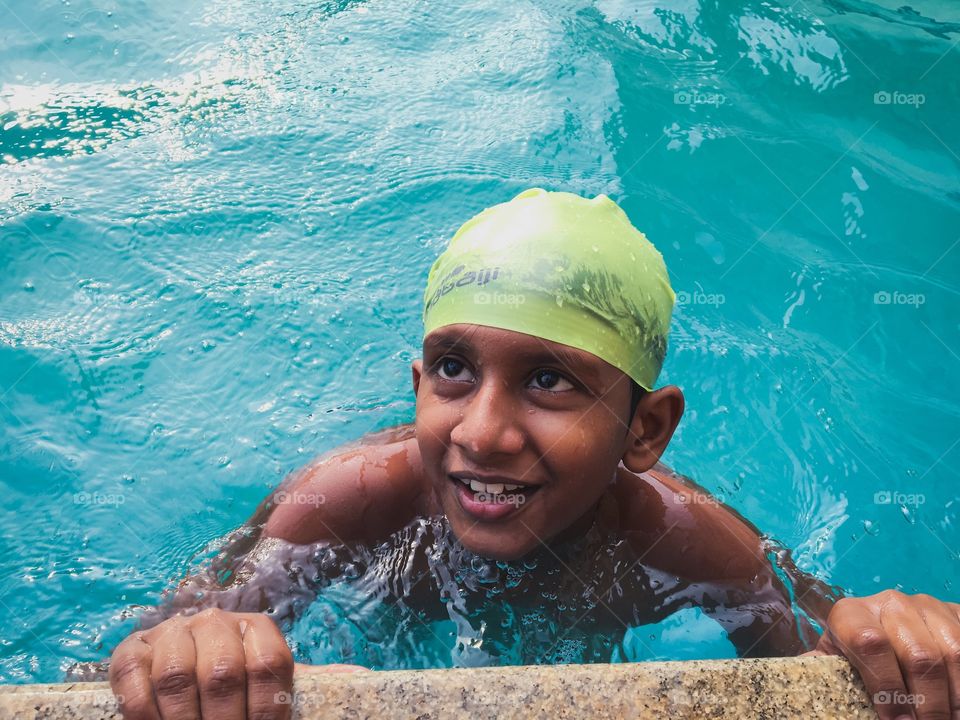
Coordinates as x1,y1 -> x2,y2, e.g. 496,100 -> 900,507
444,513 -> 541,561
432,473 -> 553,560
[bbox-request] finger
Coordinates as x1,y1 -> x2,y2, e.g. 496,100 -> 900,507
918,599 -> 960,716
242,614 -> 295,720
880,599 -> 950,720
149,620 -> 200,720
192,613 -> 247,720
825,600 -> 914,720
109,635 -> 161,720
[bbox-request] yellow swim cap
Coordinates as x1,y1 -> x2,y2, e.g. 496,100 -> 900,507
422,188 -> 675,390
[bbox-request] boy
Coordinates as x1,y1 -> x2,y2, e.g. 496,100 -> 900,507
109,189 -> 960,720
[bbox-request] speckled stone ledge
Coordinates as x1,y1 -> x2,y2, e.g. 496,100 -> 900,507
0,656 -> 876,719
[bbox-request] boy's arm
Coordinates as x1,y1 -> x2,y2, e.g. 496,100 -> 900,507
628,466 -> 960,719
108,427 -> 425,720
263,433 -> 426,545
137,429 -> 426,627
617,465 -> 842,657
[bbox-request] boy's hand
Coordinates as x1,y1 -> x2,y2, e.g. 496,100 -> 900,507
109,608 -> 295,720
808,590 -> 960,720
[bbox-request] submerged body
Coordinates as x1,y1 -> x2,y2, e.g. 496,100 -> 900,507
268,425 -> 830,660
108,192 -> 960,720
140,420 -> 831,663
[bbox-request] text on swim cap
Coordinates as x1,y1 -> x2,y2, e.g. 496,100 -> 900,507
425,265 -> 501,313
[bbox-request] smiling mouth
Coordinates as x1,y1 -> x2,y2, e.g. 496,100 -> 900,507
449,474 -> 540,495
446,474 -> 542,521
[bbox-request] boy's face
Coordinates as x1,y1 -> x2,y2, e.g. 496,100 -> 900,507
412,323 -> 635,560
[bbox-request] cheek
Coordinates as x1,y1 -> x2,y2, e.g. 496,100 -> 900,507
414,398 -> 458,466
534,412 -> 622,479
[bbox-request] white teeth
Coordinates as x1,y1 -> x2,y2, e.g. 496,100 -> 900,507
463,478 -> 516,494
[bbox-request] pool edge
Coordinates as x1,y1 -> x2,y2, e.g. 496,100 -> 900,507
0,656 -> 877,718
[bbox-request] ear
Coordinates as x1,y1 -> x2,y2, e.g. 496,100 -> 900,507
412,358 -> 423,397
621,385 -> 684,474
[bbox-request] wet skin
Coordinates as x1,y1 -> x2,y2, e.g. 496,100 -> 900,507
109,324 -> 960,720
258,324 -> 825,657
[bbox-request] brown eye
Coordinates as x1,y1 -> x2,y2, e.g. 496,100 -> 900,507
436,357 -> 474,382
529,369 -> 574,392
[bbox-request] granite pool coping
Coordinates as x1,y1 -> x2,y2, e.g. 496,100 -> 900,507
0,655 -> 877,719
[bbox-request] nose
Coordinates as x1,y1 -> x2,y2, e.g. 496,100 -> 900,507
449,376 -> 525,459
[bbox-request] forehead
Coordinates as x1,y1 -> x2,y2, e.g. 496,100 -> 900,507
423,323 -> 621,384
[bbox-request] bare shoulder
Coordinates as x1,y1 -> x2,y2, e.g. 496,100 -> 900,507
263,425 -> 430,545
609,464 -> 772,582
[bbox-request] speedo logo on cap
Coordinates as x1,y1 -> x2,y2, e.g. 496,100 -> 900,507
425,264 -> 501,313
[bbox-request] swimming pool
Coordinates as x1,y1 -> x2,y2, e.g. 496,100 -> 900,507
0,0 -> 957,683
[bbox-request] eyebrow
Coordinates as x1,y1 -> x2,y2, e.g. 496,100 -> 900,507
424,332 -> 602,385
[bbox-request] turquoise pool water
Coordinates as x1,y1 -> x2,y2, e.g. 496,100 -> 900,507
1,0 -> 958,684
